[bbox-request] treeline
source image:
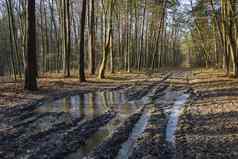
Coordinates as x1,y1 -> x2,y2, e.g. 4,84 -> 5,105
0,0 -> 183,90
184,0 -> 238,76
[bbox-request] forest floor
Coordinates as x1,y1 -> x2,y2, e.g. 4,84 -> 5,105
0,70 -> 172,108
176,69 -> 238,159
0,68 -> 238,159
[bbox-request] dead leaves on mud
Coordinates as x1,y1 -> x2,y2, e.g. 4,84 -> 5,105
176,69 -> 238,159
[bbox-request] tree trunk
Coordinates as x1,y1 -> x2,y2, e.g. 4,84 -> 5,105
98,0 -> 114,79
24,0 -> 38,91
138,0 -> 146,71
79,0 -> 87,82
62,0 -> 71,77
88,0 -> 96,75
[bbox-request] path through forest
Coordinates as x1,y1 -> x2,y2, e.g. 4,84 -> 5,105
1,0 -> 238,158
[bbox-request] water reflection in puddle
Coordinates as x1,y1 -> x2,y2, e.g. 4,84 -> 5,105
165,93 -> 190,144
35,91 -> 143,121
116,109 -> 150,159
31,90 -> 150,159
64,91 -> 152,159
66,113 -> 128,159
17,85 -> 190,159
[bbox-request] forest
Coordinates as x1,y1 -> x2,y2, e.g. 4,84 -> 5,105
0,0 -> 238,159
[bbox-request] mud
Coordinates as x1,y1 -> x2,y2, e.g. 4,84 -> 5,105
176,69 -> 238,159
130,89 -> 190,159
86,108 -> 145,159
0,70 -> 199,159
1,112 -> 115,159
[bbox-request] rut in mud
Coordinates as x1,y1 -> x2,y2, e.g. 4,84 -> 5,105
0,71 -> 191,159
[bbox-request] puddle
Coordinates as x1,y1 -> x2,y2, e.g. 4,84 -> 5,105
30,90 -> 145,159
65,106 -> 142,159
65,122 -> 114,159
165,93 -> 190,144
63,89 -> 189,159
63,91 -> 154,159
35,91 -> 127,119
10,87 -> 161,158
116,109 -> 150,159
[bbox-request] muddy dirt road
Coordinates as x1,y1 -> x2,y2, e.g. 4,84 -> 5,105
0,70 -> 191,159
1,69 -> 237,159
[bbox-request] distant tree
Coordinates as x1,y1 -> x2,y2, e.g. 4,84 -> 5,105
0,0 -> 187,80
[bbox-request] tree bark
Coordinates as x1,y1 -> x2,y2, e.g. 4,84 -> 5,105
88,0 -> 96,75
79,0 -> 87,82
24,0 -> 38,91
98,0 -> 114,79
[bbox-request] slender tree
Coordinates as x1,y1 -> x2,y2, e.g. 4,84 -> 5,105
79,0 -> 87,82
98,0 -> 114,79
88,0 -> 96,75
62,0 -> 71,77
